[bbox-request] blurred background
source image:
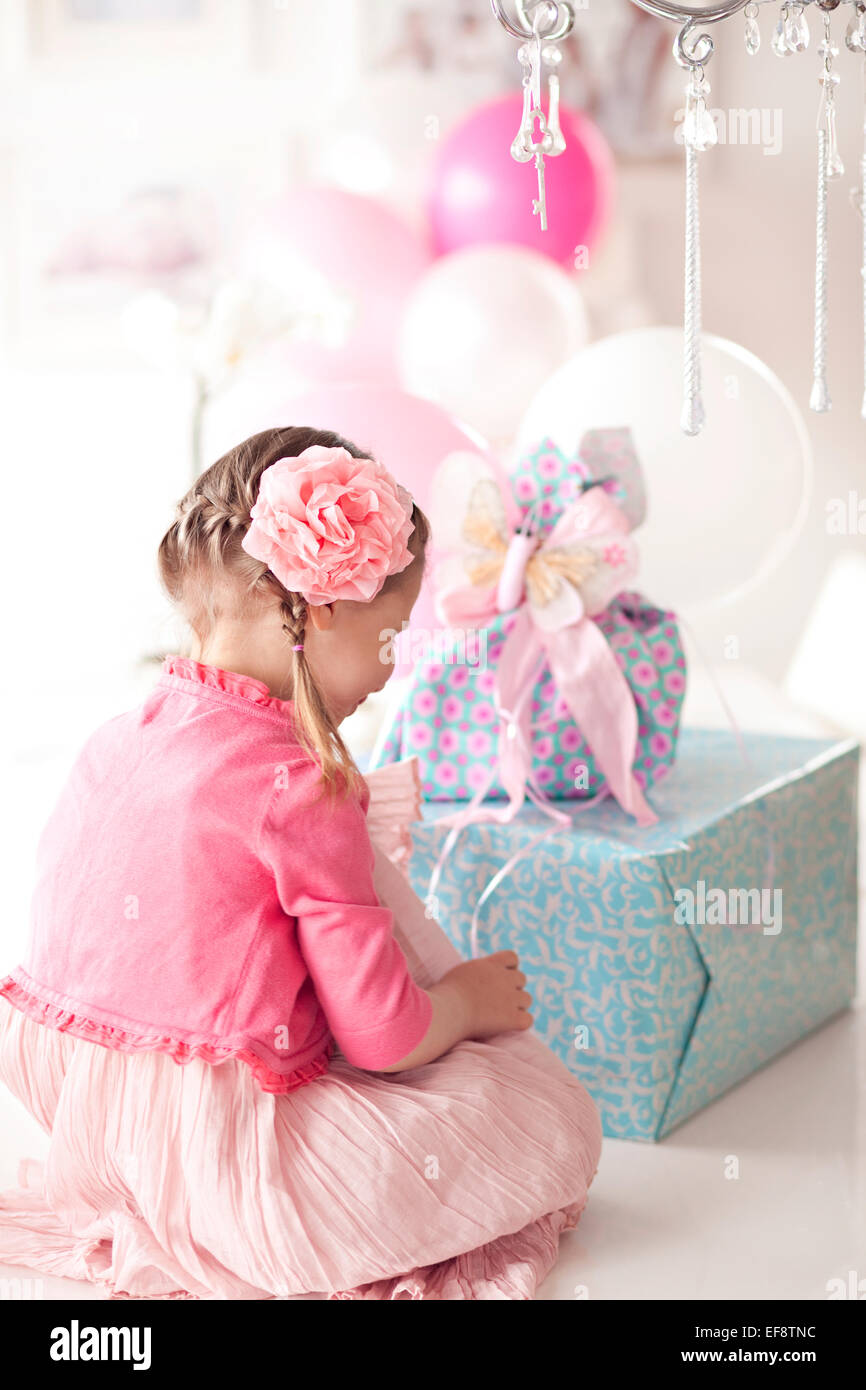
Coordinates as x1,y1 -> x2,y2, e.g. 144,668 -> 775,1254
0,0 -> 865,936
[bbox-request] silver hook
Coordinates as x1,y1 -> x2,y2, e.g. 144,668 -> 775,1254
628,0 -> 754,64
515,0 -> 564,37
674,16 -> 715,68
490,0 -> 575,43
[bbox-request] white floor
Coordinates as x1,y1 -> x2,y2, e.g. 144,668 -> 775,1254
540,985 -> 866,1301
0,666 -> 863,1301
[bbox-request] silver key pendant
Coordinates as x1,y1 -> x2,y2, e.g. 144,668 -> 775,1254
511,27 -> 555,230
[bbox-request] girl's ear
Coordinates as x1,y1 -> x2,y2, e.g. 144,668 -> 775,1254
306,602 -> 336,633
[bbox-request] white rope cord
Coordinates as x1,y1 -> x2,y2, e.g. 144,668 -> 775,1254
861,144 -> 866,419
810,126 -> 831,413
682,135 -> 705,435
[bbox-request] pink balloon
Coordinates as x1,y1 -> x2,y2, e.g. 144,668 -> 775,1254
238,187 -> 431,386
429,95 -> 615,268
208,381 -> 514,681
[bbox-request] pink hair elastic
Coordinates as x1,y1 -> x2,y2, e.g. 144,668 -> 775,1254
292,644 -> 304,652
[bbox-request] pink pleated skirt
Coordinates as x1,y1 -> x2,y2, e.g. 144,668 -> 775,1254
0,764 -> 602,1300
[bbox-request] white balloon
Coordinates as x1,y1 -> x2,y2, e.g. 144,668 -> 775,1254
398,245 -> 590,446
515,327 -> 813,612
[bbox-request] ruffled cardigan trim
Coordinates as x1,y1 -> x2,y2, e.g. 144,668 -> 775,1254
161,655 -> 297,719
0,974 -> 336,1095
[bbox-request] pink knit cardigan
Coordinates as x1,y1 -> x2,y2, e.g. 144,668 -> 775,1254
0,657 -> 433,1093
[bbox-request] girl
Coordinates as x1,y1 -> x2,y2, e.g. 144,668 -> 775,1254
0,426 -> 602,1301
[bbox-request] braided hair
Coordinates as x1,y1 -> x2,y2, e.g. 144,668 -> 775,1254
157,425 -> 429,804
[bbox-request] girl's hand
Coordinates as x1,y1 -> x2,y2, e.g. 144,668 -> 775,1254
441,951 -> 534,1041
374,951 -> 533,1075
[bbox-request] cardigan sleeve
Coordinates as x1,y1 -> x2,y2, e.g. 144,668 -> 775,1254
259,758 -> 434,1071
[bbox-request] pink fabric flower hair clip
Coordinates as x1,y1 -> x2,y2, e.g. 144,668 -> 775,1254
240,445 -> 416,607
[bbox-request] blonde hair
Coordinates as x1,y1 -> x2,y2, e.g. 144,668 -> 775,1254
157,426 -> 430,805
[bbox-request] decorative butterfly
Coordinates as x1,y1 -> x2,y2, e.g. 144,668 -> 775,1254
429,452 -> 640,634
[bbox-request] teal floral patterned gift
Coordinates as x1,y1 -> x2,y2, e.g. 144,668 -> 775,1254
370,431 -> 687,825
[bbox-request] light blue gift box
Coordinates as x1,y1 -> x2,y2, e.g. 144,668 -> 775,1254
404,731 -> 860,1142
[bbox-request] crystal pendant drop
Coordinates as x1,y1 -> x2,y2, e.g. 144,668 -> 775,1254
772,17 -> 791,57
826,106 -> 845,180
845,13 -> 866,51
744,3 -> 761,55
786,7 -> 810,53
684,93 -> 718,152
818,67 -> 841,103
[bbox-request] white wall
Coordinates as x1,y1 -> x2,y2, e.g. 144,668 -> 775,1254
0,3 -> 863,826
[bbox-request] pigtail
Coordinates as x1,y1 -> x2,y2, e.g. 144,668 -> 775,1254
275,589 -> 366,807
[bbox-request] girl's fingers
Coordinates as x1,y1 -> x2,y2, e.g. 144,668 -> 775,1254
494,950 -> 520,967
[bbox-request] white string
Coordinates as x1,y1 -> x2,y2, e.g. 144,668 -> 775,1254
682,129 -> 706,435
811,126 -> 831,412
861,60 -> 866,418
861,145 -> 866,419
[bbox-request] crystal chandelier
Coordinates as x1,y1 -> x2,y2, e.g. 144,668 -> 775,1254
491,0 -> 866,434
